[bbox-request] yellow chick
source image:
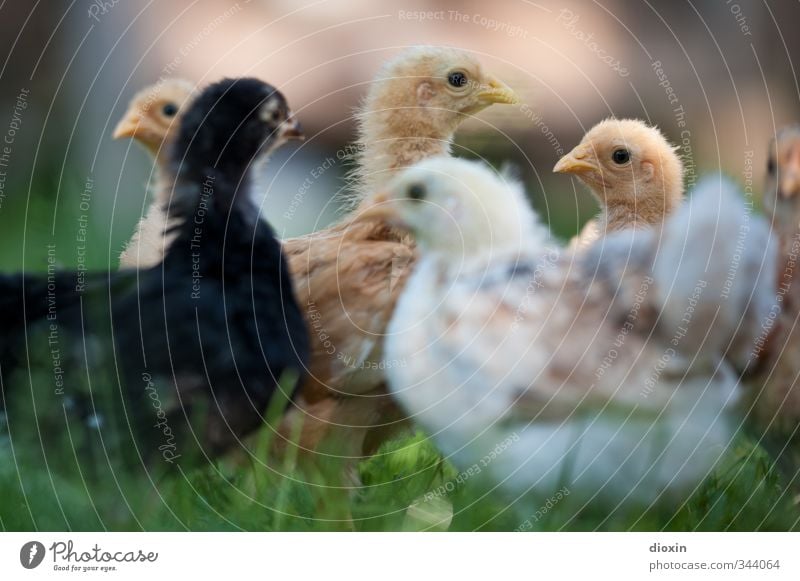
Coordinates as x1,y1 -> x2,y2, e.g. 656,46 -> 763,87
113,79 -> 196,268
554,118 -> 684,248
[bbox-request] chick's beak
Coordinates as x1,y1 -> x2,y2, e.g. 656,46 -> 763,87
477,76 -> 519,105
281,115 -> 304,141
553,145 -> 598,174
112,114 -> 140,140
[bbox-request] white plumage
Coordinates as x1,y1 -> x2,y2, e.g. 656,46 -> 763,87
363,158 -> 776,506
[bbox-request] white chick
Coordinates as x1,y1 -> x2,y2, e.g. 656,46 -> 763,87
362,158 -> 776,507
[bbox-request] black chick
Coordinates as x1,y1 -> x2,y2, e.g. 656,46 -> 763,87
0,78 -> 308,470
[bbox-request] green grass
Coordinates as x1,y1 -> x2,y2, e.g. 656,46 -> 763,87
0,174 -> 798,532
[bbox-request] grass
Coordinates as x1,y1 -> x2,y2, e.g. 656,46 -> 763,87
0,173 -> 798,532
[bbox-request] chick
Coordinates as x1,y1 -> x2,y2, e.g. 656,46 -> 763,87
554,118 -> 684,248
0,78 -> 308,468
347,45 -> 519,201
745,125 -> 800,489
278,47 -> 518,465
114,79 -> 196,268
113,78 -> 195,163
363,158 -> 776,507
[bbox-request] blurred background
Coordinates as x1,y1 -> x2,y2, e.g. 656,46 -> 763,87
0,0 -> 797,270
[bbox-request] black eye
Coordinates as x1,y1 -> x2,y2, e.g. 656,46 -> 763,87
162,103 -> 178,117
767,157 -> 776,175
447,71 -> 468,88
612,148 -> 630,164
408,183 -> 426,201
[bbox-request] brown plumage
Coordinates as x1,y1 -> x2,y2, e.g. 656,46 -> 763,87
278,47 -> 518,467
746,125 -> 800,490
554,118 -> 684,248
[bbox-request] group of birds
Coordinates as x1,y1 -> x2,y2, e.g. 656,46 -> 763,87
1,46 -> 799,515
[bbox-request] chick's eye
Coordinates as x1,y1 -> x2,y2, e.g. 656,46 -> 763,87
612,148 -> 630,164
408,183 -> 426,201
447,71 -> 468,88
162,103 -> 178,117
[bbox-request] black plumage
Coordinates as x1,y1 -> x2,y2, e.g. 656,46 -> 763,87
0,78 -> 308,469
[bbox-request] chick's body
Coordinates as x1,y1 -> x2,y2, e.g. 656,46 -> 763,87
372,159 -> 775,506
277,47 -> 518,462
1,78 -> 308,467
746,125 -> 800,487
554,119 -> 684,249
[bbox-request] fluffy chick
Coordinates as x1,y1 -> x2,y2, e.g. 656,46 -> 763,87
114,79 -> 196,268
1,78 -> 308,469
347,45 -> 519,202
554,118 -> 684,248
113,78 -> 195,164
745,125 -> 800,489
364,158 -> 775,507
278,47 -> 518,465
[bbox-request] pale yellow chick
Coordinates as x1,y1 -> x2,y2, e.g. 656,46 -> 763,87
113,79 -> 195,268
554,118 -> 684,248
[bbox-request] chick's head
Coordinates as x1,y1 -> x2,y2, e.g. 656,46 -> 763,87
174,77 -> 302,176
554,119 -> 683,210
764,125 -> 800,226
360,157 -> 539,259
363,46 -> 518,138
113,79 -> 196,158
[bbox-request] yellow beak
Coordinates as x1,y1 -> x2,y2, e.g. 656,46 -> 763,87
553,145 -> 598,174
477,76 -> 519,105
112,115 -> 140,140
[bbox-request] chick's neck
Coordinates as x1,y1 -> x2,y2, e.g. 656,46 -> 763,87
355,108 -> 455,201
596,182 -> 681,232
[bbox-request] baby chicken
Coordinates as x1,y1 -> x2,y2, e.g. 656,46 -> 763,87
1,78 -> 308,468
113,78 -> 195,162
114,79 -> 196,268
347,45 -> 519,201
363,158 -> 776,507
278,47 -> 518,464
554,119 -> 684,248
745,125 -> 800,489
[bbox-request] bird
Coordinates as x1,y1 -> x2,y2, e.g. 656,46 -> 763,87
554,118 -> 684,249
277,46 -> 519,467
744,124 -> 800,491
361,157 -> 776,507
113,78 -> 195,162
0,77 -> 309,470
113,78 -> 196,268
